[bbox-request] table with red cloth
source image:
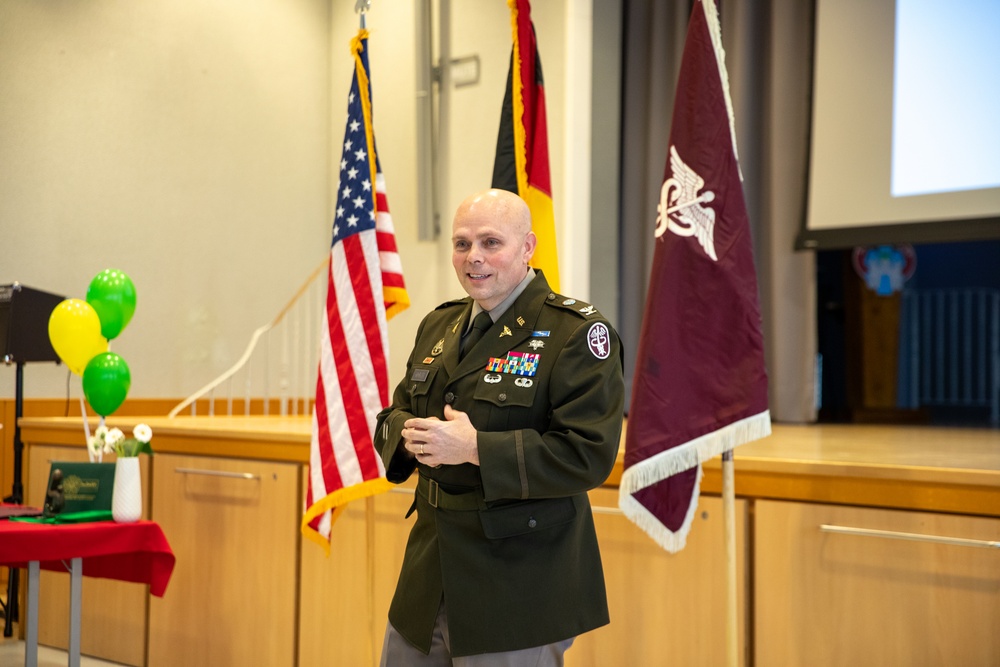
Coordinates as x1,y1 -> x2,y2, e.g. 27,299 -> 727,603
0,519 -> 175,667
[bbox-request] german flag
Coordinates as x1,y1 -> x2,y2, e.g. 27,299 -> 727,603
491,0 -> 559,291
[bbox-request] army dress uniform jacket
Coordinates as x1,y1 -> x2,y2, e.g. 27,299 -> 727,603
374,272 -> 625,657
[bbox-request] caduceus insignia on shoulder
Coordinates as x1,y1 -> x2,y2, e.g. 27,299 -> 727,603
655,145 -> 718,261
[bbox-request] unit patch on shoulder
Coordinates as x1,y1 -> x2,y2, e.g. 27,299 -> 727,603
587,322 -> 611,360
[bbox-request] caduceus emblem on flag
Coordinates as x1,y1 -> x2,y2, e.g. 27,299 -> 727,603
655,145 -> 718,261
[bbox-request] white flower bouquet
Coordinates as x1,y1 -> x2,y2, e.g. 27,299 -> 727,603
88,423 -> 154,461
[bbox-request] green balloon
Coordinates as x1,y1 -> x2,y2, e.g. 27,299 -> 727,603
86,269 -> 137,340
82,352 -> 131,416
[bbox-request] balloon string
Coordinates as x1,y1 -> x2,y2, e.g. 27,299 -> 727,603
97,416 -> 105,463
80,396 -> 93,462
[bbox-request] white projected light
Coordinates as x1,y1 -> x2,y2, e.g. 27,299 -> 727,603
892,0 -> 1000,197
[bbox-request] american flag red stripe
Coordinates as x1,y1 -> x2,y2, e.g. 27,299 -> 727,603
376,175 -> 408,310
302,29 -> 409,551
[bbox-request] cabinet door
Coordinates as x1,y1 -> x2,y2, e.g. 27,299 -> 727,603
568,489 -> 749,667
370,484 -> 417,661
148,453 -> 299,667
298,489 -> 371,667
26,444 -> 148,666
755,500 -> 1000,667
298,479 -> 414,667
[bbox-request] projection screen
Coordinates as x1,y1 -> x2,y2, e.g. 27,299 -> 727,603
799,0 -> 1000,249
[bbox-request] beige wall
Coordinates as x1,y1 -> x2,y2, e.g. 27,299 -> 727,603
0,0 -> 594,401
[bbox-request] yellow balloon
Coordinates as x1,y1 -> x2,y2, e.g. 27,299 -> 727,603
48,299 -> 109,375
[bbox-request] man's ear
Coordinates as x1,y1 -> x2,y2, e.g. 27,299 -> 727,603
524,231 -> 538,260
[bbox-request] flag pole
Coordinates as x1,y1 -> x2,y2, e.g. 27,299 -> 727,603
355,0 -> 369,28
722,449 -> 738,667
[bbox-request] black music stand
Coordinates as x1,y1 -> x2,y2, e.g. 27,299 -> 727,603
0,283 -> 64,637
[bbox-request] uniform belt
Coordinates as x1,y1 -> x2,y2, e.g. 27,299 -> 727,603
416,474 -> 482,511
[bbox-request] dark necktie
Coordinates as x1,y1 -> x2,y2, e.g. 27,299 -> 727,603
460,311 -> 493,359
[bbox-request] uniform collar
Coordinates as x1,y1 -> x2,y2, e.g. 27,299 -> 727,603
465,268 -> 536,335
446,271 -> 551,378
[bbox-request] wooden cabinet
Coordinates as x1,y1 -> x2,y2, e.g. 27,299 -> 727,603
298,490 -> 374,667
26,444 -> 149,667
755,499 -> 1000,667
298,481 -> 414,667
569,489 -> 748,667
19,420 -> 998,666
298,484 -> 749,667
147,453 -> 299,667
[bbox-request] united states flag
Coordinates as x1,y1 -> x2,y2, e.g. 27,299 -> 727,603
302,29 -> 409,551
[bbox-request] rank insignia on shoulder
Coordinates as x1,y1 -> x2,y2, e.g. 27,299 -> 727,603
532,330 -> 550,337
431,339 -> 444,356
579,305 -> 597,316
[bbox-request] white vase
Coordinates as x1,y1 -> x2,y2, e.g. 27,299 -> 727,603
112,457 -> 142,523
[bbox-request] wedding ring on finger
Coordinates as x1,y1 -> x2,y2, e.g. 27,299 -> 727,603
419,444 -> 424,456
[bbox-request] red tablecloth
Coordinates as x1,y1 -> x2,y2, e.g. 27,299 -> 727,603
0,519 -> 175,596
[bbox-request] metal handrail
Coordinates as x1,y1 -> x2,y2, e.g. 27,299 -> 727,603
167,256 -> 328,418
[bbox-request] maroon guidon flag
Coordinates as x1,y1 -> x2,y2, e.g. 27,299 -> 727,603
618,0 -> 770,552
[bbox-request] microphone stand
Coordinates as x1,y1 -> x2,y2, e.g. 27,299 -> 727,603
2,360 -> 25,637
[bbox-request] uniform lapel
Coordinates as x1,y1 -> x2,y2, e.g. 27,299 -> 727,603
440,306 -> 471,378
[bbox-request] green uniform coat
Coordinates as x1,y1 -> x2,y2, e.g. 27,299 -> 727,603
374,272 -> 625,657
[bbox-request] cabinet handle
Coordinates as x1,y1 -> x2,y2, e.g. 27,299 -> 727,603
820,524 -> 1000,550
174,467 -> 260,481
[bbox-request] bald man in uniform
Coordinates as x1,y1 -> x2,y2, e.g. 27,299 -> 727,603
375,189 -> 624,666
